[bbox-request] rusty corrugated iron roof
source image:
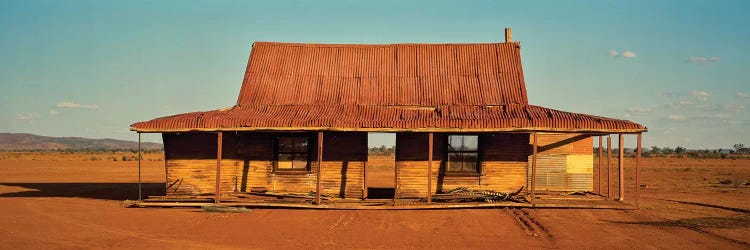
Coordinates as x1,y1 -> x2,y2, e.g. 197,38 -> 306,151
237,42 -> 528,106
131,41 -> 647,133
131,104 -> 645,133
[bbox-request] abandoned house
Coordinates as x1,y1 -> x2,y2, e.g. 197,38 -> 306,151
131,28 -> 647,208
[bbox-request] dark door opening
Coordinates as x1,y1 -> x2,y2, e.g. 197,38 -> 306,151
366,133 -> 396,199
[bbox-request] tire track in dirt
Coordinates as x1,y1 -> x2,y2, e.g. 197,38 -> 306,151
504,208 -> 552,239
23,201 -> 225,249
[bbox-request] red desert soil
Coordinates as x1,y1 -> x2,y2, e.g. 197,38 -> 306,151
1,153 -> 749,249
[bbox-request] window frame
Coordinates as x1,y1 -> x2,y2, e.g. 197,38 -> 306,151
273,134 -> 313,173
444,134 -> 482,176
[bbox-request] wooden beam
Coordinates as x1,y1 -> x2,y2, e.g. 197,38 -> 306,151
427,132 -> 433,204
606,135 -> 612,198
138,132 -> 142,201
363,136 -> 368,200
531,132 -> 538,204
316,131 -> 323,205
215,132 -> 223,204
394,137 -> 399,206
618,134 -> 624,202
598,136 -> 603,195
132,126 -> 648,134
636,133 -> 642,208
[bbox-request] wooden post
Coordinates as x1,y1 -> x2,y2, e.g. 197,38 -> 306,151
215,132 -> 223,204
598,136 -> 603,195
530,132 -> 538,204
316,131 -> 323,205
427,133 -> 433,204
618,134 -> 624,202
606,135 -> 612,198
394,142 -> 399,206
138,132 -> 142,201
505,27 -> 512,42
636,133 -> 642,208
363,139 -> 368,200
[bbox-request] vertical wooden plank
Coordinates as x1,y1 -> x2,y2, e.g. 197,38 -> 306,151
598,136 -> 603,195
363,135 -> 368,200
215,132 -> 223,204
394,133 -> 399,206
636,133 -> 642,208
531,132 -> 537,204
618,134 -> 624,202
316,131 -> 323,205
427,132 -> 433,204
138,132 -> 142,201
606,135 -> 612,198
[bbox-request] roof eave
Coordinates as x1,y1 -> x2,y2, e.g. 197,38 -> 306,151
130,126 -> 647,134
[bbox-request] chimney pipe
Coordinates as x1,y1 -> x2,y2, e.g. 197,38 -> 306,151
505,27 -> 512,42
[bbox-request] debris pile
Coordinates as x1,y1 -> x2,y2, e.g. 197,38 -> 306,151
432,186 -> 525,203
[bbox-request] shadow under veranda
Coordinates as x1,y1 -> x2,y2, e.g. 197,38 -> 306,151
0,182 -> 163,200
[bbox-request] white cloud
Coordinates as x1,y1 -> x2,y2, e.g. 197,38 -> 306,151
691,90 -> 710,102
724,104 -> 745,112
714,113 -> 732,120
56,101 -> 99,110
687,56 -> 720,65
738,92 -> 749,98
49,109 -> 60,115
14,113 -> 35,120
624,112 -> 632,118
621,50 -> 637,58
667,114 -> 686,121
677,100 -> 693,106
610,50 -> 637,58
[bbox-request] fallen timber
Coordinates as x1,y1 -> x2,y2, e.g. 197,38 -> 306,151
129,188 -> 634,210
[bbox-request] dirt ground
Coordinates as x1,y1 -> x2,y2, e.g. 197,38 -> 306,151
1,153 -> 749,249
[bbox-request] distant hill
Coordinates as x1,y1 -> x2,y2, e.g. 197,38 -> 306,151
0,133 -> 162,151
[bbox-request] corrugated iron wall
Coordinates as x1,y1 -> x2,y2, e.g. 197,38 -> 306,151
527,133 -> 593,192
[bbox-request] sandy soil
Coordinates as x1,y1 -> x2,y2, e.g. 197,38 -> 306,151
0,154 -> 749,249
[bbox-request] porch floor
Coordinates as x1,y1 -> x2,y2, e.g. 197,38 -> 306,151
131,192 -> 634,210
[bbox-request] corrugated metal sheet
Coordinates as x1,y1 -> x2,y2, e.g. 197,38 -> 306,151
131,41 -> 647,133
238,42 -> 528,106
527,154 -> 592,192
131,104 -> 646,132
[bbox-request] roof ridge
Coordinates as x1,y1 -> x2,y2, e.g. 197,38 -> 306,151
252,41 -> 519,47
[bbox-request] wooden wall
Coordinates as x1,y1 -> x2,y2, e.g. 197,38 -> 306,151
395,133 -> 530,198
528,133 -> 593,192
162,132 -> 366,198
162,131 -> 592,200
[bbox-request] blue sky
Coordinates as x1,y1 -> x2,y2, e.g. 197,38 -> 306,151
1,0 -> 748,149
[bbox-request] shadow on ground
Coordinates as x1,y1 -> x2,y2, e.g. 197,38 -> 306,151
607,214 -> 750,229
0,183 -> 164,200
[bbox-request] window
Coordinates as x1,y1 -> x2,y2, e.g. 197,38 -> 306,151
275,136 -> 311,171
447,135 -> 479,174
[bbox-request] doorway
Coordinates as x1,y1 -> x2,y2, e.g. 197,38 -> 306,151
365,132 -> 396,199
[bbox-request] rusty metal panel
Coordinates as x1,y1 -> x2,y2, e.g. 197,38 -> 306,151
528,154 -> 567,191
527,133 -> 594,192
132,42 -> 647,133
